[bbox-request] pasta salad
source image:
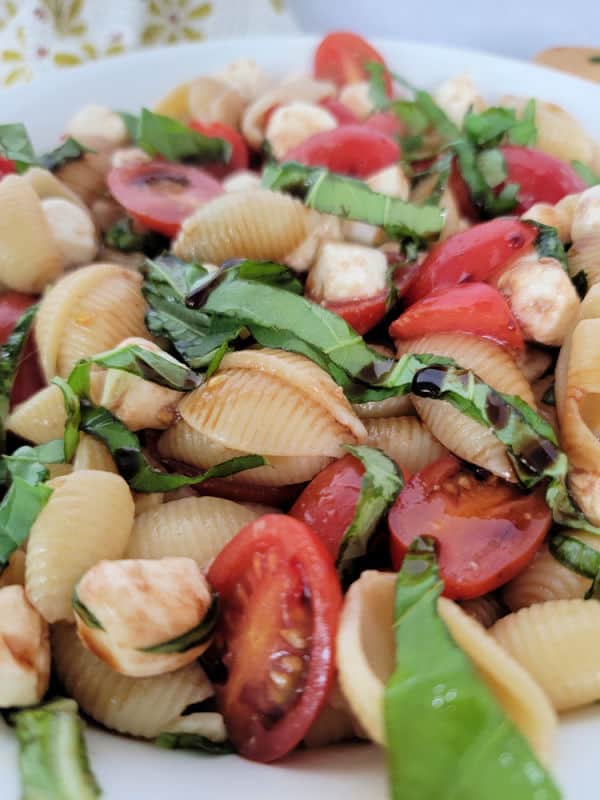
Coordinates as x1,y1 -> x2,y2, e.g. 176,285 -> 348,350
1,29 -> 600,800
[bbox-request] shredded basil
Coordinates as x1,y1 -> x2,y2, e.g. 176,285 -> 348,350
527,220 -> 568,270
589,54 -> 600,64
140,594 -> 218,653
549,532 -> 600,599
572,269 -> 588,299
155,733 -> 233,754
104,218 -> 169,256
571,159 -> 600,186
38,138 -> 91,171
136,108 -> 230,164
0,123 -> 36,173
0,303 -> 37,450
541,383 -> 556,406
117,110 -> 140,140
71,590 -> 105,631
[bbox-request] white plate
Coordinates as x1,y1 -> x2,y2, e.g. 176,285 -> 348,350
2,35 -> 600,800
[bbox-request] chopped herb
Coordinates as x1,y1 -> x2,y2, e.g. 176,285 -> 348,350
475,147 -> 507,188
526,220 -> 568,270
589,54 -> 600,63
38,138 -> 91,171
508,99 -> 537,146
52,378 -> 81,462
541,383 -> 556,406
71,590 -> 105,631
549,532 -> 600,599
117,110 -> 140,140
136,108 -> 230,165
0,123 -> 36,173
571,159 -> 600,186
0,303 -> 36,449
572,269 -> 588,298
155,733 -> 234,754
104,218 -> 169,256
141,594 -> 218,653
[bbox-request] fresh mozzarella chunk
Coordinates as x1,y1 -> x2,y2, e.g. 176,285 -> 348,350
367,165 -> 410,200
341,220 -> 383,247
285,211 -> 343,272
188,77 -> 245,129
222,170 -> 262,193
111,147 -> 152,169
307,242 -> 388,302
265,101 -> 337,160
214,58 -> 271,102
66,104 -> 128,148
434,75 -> 485,126
338,81 -> 375,119
571,185 -> 600,241
40,197 -> 97,268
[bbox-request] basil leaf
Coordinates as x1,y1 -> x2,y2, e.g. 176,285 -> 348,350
141,594 -> 218,653
136,108 -> 230,164
0,123 -> 36,173
79,404 -> 265,492
72,589 -> 105,630
0,303 -> 36,449
336,445 -> 404,586
104,218 -> 169,256
542,383 -> 556,406
572,269 -> 588,299
549,532 -> 600,579
571,159 -> 600,186
38,138 -> 91,171
590,54 -> 600,64
52,377 -> 81,461
365,61 -> 391,110
508,99 -> 537,146
262,162 -> 444,239
3,440 -> 64,484
0,478 -> 53,570
117,110 -> 140,140
464,106 -> 520,147
475,147 -> 507,188
526,220 -> 568,270
385,537 -> 561,800
155,733 -> 233,754
13,698 -> 100,800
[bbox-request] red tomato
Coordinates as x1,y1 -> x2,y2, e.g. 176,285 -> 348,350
0,292 -> 44,407
499,145 -> 587,213
188,120 -> 249,177
314,32 -> 392,94
406,217 -> 537,303
448,158 -> 478,219
389,282 -> 524,351
319,98 -> 359,125
285,125 -> 400,178
362,111 -> 404,138
106,160 -> 223,237
388,455 -> 551,599
0,157 -> 16,178
323,291 -> 388,335
208,514 -> 342,762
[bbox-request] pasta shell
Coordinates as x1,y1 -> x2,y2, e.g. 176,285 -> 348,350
491,599 -> 600,711
0,175 -> 63,293
364,416 -> 447,473
173,189 -> 309,264
7,385 -> 66,445
26,471 -> 134,623
459,594 -> 505,629
337,570 -> 557,761
133,492 -> 164,517
353,395 -> 414,419
0,549 -> 25,589
24,166 -> 87,210
515,345 -> 553,383
72,432 -> 118,473
567,468 -> 600,527
304,683 -> 364,748
54,136 -> 112,206
568,236 -> 600,289
521,199 -> 575,244
398,333 -> 535,481
35,263 -> 147,380
176,348 -> 365,457
154,80 -> 192,120
188,76 -> 246,129
52,623 -> 212,738
126,496 -> 263,566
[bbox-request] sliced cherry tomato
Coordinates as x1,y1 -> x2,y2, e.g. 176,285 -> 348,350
319,98 -> 359,125
323,290 -> 388,335
285,125 -> 400,179
188,120 -> 249,178
208,514 -> 342,762
448,157 -> 478,219
499,144 -> 587,213
0,292 -> 44,407
406,217 -> 537,303
314,31 -> 392,94
388,455 -> 551,599
362,110 -> 404,138
0,157 -> 16,178
389,282 -> 524,351
106,160 -> 223,237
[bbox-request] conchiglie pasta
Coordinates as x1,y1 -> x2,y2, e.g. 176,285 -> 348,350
133,492 -> 164,517
568,186 -> 600,288
304,684 -> 363,748
35,263 -> 148,380
7,385 -> 66,445
173,189 -> 309,265
126,496 -> 262,566
26,471 -> 134,623
72,433 -> 118,473
0,175 -> 63,293
52,623 -> 212,738
24,166 -> 87,210
398,333 -> 535,481
491,599 -> 600,711
53,137 -> 112,207
353,394 -> 414,419
364,416 -> 448,473
0,549 -> 25,589
459,594 -> 505,629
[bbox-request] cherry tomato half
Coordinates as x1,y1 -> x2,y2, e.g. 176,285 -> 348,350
0,156 -> 16,178
406,217 -> 537,303
362,111 -> 405,138
208,514 -> 342,762
322,291 -> 389,335
0,292 -> 44,407
189,120 -> 249,178
106,160 -> 223,237
389,282 -> 524,351
314,31 -> 392,94
499,144 -> 587,213
388,455 -> 551,599
319,98 -> 359,125
285,125 -> 401,179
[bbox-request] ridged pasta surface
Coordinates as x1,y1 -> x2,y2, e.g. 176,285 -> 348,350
26,471 -> 134,623
173,189 -> 309,264
7,385 -> 66,445
491,599 -> 600,711
364,416 -> 447,473
73,433 -> 118,473
52,623 -> 212,737
353,394 -> 414,419
459,594 -> 505,629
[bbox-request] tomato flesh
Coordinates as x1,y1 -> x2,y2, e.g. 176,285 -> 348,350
388,456 -> 551,599
285,125 -> 400,179
0,157 -> 16,178
0,292 -> 44,407
406,217 -> 537,303
106,160 -> 223,237
189,120 -> 249,178
208,514 -> 342,762
321,291 -> 388,335
362,111 -> 404,138
319,98 -> 359,125
314,32 -> 392,94
389,282 -> 524,351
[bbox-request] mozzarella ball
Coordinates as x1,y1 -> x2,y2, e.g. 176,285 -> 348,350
66,104 -> 129,148
40,197 -> 98,269
265,101 -> 337,160
307,241 -> 388,303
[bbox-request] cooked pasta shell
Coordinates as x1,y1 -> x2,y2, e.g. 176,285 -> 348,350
568,236 -> 600,289
173,189 -> 309,264
52,623 -> 212,738
353,394 -> 414,419
337,570 -> 557,761
7,385 -> 66,445
35,263 -> 148,380
46,463 -> 73,479
26,471 -> 134,623
491,598 -> 600,711
459,594 -> 505,629
24,166 -> 87,210
398,333 -> 535,481
72,432 -> 117,473
133,492 -> 164,517
188,76 -> 246,128
54,136 -> 112,206
0,549 -> 25,589
126,496 -> 263,566
521,198 -> 575,244
567,468 -> 600,527
515,345 -> 553,383
284,210 -> 343,273
364,416 -> 447,473
154,80 -> 192,120
176,348 -> 365,457
0,175 -> 63,293
99,369 -> 182,431
304,683 -> 364,748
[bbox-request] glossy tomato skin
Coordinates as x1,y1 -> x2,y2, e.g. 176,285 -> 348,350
362,111 -> 404,139
323,291 -> 389,335
208,514 -> 342,762
189,120 -> 249,177
0,292 -> 44,407
0,157 -> 16,178
500,145 -> 587,214
389,282 -> 524,351
106,160 -> 223,237
388,456 -> 551,599
285,125 -> 400,179
314,32 -> 392,94
406,217 -> 537,303
319,98 -> 359,125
